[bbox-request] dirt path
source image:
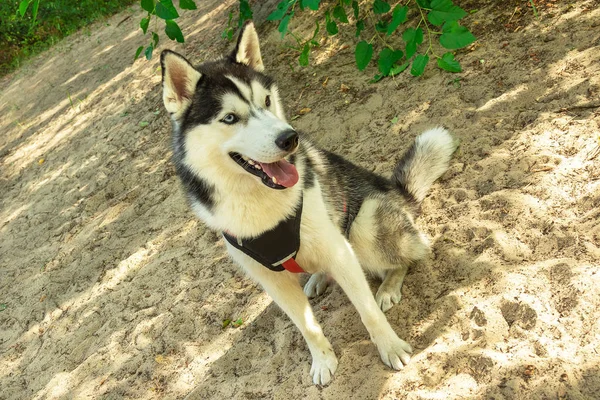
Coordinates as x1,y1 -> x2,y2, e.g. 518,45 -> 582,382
1,1 -> 599,399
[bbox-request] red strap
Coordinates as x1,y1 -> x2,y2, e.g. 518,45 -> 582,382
282,258 -> 305,273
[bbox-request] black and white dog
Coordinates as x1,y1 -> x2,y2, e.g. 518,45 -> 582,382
161,22 -> 457,385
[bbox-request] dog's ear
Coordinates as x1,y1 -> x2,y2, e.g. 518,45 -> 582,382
161,50 -> 202,117
232,21 -> 264,71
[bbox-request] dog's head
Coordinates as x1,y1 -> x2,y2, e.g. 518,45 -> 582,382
161,22 -> 299,189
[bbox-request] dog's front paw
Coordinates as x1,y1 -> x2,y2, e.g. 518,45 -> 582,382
375,285 -> 402,312
304,273 -> 330,298
376,336 -> 413,370
310,348 -> 338,385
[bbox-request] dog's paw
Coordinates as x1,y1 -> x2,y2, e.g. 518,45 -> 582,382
304,273 -> 330,298
375,285 -> 402,312
376,336 -> 413,370
310,348 -> 338,385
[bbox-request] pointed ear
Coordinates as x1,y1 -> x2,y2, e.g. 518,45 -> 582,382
232,21 -> 264,71
161,50 -> 202,117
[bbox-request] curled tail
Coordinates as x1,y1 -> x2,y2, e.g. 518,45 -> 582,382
393,127 -> 458,203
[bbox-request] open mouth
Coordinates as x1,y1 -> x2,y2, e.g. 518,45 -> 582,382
229,152 -> 299,189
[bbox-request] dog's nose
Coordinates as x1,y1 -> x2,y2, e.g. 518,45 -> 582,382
275,129 -> 299,151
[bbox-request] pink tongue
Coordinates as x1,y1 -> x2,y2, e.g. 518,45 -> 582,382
259,159 -> 299,187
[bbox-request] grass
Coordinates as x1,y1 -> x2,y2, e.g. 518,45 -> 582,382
0,0 -> 136,76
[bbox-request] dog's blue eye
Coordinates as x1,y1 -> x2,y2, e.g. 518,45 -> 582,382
221,114 -> 239,124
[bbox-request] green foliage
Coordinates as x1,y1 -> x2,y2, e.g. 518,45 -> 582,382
437,51 -> 461,72
165,19 -> 183,43
221,0 -> 476,80
222,0 -> 253,41
355,41 -> 373,71
136,0 -> 202,60
439,20 -> 476,49
387,5 -> 408,36
132,0 -> 477,79
1,0 -> 135,75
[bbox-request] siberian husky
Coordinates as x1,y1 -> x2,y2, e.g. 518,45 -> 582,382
161,21 -> 457,385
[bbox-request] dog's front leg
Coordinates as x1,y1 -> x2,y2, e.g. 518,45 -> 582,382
324,234 -> 413,370
228,247 -> 338,385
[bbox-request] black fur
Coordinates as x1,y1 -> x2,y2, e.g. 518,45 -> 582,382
320,150 -> 393,233
178,60 -> 274,134
176,163 -> 215,209
391,144 -> 418,204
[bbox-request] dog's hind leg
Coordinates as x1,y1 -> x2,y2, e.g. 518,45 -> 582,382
376,265 -> 409,312
304,273 -> 330,298
319,228 -> 413,370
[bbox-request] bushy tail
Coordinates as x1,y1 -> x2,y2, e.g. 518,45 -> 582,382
393,127 -> 457,203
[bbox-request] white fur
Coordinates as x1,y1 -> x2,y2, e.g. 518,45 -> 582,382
397,127 -> 456,202
234,23 -> 264,71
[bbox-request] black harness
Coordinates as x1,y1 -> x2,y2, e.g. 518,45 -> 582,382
222,196 -> 357,274
223,199 -> 304,273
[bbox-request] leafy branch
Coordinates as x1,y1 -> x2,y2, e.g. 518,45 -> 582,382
259,0 -> 476,79
135,0 -> 197,61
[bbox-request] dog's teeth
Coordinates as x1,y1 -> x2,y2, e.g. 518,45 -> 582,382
272,177 -> 277,184
248,159 -> 255,165
255,165 -> 261,170
242,156 -> 249,161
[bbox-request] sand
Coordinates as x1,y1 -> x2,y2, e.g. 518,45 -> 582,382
1,0 -> 599,398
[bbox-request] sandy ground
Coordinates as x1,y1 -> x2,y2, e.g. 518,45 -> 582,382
1,0 -> 600,399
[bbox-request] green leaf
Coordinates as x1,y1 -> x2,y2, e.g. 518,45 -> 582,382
439,21 -> 476,49
301,0 -> 320,10
141,0 -> 155,13
333,5 -> 349,23
416,0 -> 431,7
311,20 -> 320,40
410,54 -> 429,76
387,5 -> 408,36
0,303 -> 6,311
355,41 -> 373,71
222,319 -> 231,328
352,0 -> 359,18
134,45 -> 144,60
378,48 -> 403,76
437,51 -> 462,72
139,121 -> 150,127
267,0 -> 293,21
373,0 -> 391,14
375,20 -> 388,33
402,27 -> 423,58
278,13 -> 292,38
238,0 -> 253,25
145,45 -> 154,60
31,0 -> 40,25
370,74 -> 384,83
355,19 -> 365,37
428,0 -> 467,26
19,0 -> 30,17
299,43 -> 310,66
140,17 -> 150,34
156,0 -> 179,20
165,19 -> 184,42
390,60 -> 410,76
179,0 -> 197,10
152,32 -> 160,47
325,11 -> 338,35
